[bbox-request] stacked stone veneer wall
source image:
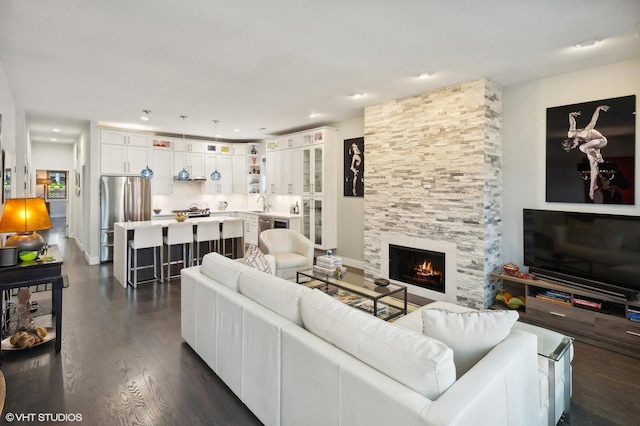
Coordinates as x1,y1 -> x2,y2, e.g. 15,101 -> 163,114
363,79 -> 502,309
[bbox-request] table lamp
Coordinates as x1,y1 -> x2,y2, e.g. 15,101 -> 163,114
0,197 -> 52,253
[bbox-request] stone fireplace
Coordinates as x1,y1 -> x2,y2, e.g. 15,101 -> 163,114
381,233 -> 457,303
363,79 -> 502,309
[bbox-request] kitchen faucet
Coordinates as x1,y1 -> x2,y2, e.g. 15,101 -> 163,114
257,195 -> 267,212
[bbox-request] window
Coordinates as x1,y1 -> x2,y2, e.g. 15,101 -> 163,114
46,171 -> 67,200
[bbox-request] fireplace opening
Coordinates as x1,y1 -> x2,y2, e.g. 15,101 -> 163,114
389,244 -> 445,292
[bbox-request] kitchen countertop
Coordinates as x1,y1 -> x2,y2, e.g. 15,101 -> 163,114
151,210 -> 301,220
117,216 -> 239,230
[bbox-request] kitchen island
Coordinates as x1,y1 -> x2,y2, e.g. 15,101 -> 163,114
113,217 -> 243,288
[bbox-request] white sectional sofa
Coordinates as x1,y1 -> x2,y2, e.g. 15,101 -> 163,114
181,253 -> 547,426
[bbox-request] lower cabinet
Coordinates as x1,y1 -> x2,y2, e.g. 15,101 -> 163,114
236,213 -> 259,247
494,273 -> 640,358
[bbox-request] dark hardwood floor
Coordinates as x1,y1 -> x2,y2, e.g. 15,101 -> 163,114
1,218 -> 639,425
1,219 -> 261,425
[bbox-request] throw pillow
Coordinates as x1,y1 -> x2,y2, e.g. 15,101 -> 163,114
244,244 -> 272,274
421,308 -> 519,378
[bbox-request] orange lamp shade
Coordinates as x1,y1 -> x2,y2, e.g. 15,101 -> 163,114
0,197 -> 53,233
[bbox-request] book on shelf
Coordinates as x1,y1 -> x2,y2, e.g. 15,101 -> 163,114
354,300 -> 387,315
535,294 -> 572,306
542,290 -> 571,302
628,306 -> 640,315
627,311 -> 640,321
573,298 -> 603,309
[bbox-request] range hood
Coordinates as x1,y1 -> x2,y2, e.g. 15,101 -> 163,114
174,176 -> 206,182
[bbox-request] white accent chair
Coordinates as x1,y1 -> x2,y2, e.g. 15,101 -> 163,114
163,222 -> 193,281
258,228 -> 314,280
127,224 -> 163,288
193,220 -> 220,265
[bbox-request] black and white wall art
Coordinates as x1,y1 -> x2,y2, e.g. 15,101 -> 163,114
344,137 -> 364,197
546,95 -> 635,205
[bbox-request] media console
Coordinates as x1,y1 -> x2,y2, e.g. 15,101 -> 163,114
493,272 -> 640,359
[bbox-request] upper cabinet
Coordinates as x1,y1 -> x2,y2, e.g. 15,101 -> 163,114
99,128 -> 263,196
100,129 -> 149,175
101,129 -> 149,147
174,139 -> 204,153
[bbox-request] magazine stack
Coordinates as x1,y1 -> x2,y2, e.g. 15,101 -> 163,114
313,255 -> 347,277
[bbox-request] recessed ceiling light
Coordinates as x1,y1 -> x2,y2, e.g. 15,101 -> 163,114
575,39 -> 600,48
417,72 -> 434,79
351,93 -> 365,99
234,128 -> 240,132
309,113 -> 320,118
51,138 -> 58,142
52,128 -> 61,133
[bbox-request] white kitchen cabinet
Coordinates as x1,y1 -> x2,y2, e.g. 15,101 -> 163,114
100,129 -> 150,175
302,145 -> 324,195
174,151 -> 206,178
265,149 -> 285,194
301,196 -> 336,250
151,148 -> 174,195
100,143 -> 149,175
237,213 -> 259,247
232,154 -> 246,193
282,147 -> 302,195
174,138 -> 204,153
203,155 -> 233,193
101,129 -> 149,147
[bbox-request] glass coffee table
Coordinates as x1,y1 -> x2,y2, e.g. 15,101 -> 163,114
296,269 -> 408,321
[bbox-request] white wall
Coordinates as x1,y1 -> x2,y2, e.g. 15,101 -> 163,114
0,60 -> 16,207
332,117 -> 365,268
502,58 -> 640,265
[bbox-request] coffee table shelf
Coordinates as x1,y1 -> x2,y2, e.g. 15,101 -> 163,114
296,269 -> 408,321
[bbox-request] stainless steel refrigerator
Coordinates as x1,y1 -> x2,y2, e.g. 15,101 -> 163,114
100,175 -> 151,262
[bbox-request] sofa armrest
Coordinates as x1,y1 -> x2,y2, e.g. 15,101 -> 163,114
424,329 -> 542,426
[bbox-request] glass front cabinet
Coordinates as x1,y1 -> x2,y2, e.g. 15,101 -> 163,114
302,197 -> 324,248
302,145 -> 324,195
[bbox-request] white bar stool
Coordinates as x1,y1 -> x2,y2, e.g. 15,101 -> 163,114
220,219 -> 244,259
193,220 -> 221,265
127,224 -> 163,288
163,222 -> 193,281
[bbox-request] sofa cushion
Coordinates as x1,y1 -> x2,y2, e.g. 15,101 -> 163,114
243,244 -> 272,274
200,252 -> 249,292
239,268 -> 311,326
422,308 -> 519,378
300,289 -> 456,400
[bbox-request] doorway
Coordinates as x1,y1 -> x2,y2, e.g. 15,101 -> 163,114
36,169 -> 69,238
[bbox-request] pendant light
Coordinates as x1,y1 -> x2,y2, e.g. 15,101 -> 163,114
210,119 -> 222,181
177,115 -> 190,181
140,110 -> 154,179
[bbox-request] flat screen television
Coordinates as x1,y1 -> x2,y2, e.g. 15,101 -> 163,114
523,209 -> 640,301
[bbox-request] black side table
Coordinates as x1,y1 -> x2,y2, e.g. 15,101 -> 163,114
0,245 -> 63,365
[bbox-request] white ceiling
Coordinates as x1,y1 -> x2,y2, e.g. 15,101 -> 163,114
1,0 -> 639,144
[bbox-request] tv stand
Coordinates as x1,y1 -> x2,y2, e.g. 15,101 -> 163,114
493,273 -> 640,359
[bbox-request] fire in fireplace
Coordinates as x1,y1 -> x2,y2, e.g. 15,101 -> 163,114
389,244 -> 445,292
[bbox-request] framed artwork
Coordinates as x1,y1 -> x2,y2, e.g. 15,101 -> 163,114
343,137 -> 364,197
546,95 -> 635,205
